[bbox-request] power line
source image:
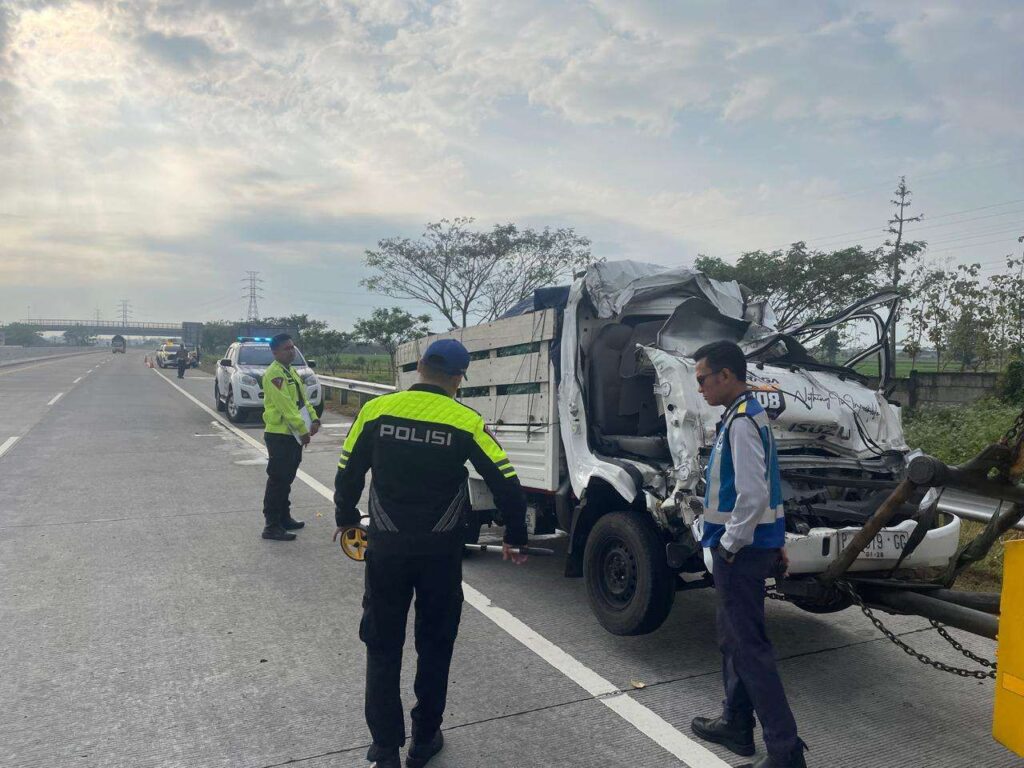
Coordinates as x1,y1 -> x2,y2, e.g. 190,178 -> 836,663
906,199 -> 1024,227
681,151 -> 1024,236
921,225 -> 1024,248
718,196 -> 1024,259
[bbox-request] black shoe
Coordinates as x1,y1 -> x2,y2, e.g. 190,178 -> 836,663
368,744 -> 401,767
282,518 -> 305,530
406,731 -> 444,768
261,527 -> 297,541
745,739 -> 809,768
691,715 -> 755,757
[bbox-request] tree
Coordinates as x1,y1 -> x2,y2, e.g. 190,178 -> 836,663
884,177 -> 926,362
920,272 -> 953,372
63,327 -> 96,346
903,265 -> 947,371
363,218 -> 591,328
352,307 -> 432,376
945,264 -> 994,372
818,330 -> 842,365
902,338 -> 922,370
989,250 -> 1024,367
1,323 -> 46,346
695,242 -> 884,329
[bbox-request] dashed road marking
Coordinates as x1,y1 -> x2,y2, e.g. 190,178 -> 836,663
47,392 -> 64,406
73,377 -> 83,383
153,368 -> 727,768
0,436 -> 20,459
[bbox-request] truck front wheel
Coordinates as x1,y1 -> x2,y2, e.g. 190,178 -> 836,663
584,512 -> 674,636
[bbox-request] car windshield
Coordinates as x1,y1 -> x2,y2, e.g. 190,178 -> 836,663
163,345 -> 182,353
238,345 -> 305,366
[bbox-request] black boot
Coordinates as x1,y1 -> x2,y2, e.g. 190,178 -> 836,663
368,744 -> 401,768
691,715 -> 755,757
282,518 -> 305,530
261,526 -> 296,541
406,731 -> 444,768
746,739 -> 809,768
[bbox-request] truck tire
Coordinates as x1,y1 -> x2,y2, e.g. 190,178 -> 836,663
226,388 -> 248,424
214,382 -> 226,412
584,512 -> 675,635
315,402 -> 325,419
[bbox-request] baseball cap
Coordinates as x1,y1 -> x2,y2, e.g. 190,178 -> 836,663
421,338 -> 471,377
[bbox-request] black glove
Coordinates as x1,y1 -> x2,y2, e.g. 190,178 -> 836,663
335,505 -> 360,528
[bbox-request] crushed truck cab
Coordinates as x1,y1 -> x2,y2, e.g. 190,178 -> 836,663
397,261 -> 970,635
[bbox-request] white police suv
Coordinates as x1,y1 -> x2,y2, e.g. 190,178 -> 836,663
214,337 -> 324,424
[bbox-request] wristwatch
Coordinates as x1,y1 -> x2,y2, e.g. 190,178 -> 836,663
716,543 -> 737,564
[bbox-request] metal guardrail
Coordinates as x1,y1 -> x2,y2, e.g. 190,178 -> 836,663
317,374 -> 395,398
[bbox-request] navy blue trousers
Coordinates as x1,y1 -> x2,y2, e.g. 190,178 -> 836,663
714,546 -> 799,757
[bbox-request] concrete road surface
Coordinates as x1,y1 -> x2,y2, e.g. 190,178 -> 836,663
0,351 -> 1014,768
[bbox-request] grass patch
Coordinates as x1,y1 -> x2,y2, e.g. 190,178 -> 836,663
903,398 -> 1023,590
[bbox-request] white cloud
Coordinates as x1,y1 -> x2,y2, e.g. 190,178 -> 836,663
0,0 -> 1022,326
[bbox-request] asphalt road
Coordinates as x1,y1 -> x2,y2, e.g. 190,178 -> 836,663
0,351 -> 1016,768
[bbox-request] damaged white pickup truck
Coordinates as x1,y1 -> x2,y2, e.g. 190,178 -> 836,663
395,260 -> 967,635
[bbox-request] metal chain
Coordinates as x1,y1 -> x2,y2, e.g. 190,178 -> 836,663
929,620 -> 998,670
838,582 -> 996,680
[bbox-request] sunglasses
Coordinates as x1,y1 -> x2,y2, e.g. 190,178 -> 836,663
696,369 -> 721,388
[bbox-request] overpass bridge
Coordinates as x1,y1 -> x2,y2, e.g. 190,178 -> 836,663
19,319 -> 204,347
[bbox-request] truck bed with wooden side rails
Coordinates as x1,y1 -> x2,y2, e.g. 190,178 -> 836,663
396,261 -> 1015,638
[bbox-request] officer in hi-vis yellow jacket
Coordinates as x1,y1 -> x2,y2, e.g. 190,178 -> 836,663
261,333 -> 320,541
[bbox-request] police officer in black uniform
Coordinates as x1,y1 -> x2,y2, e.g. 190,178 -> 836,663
334,339 -> 528,768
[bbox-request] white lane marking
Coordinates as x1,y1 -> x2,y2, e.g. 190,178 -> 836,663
153,368 -> 727,768
461,585 -> 729,768
152,370 -> 334,497
0,436 -> 19,458
73,377 -> 83,383
47,392 -> 64,406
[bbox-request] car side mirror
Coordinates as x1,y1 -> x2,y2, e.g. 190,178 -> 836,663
219,358 -> 232,367
307,360 -> 317,369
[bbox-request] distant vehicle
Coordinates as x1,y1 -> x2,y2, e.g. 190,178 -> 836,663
155,343 -> 182,368
111,335 -> 126,354
214,337 -> 323,424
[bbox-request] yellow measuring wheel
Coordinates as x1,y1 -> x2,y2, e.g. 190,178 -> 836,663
339,526 -> 369,562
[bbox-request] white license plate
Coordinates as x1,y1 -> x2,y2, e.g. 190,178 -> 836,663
838,530 -> 910,560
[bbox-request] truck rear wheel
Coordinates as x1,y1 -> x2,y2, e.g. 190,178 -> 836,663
584,512 -> 674,635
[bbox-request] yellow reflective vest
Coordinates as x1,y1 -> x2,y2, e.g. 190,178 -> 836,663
262,360 -> 318,436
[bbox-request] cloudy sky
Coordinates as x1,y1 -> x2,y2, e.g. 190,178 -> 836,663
1,0 -> 1022,331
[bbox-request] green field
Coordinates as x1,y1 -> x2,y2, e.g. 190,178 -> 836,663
852,358 -> 1000,377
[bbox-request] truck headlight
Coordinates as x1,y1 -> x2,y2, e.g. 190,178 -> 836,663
240,374 -> 259,387
302,374 -> 317,385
